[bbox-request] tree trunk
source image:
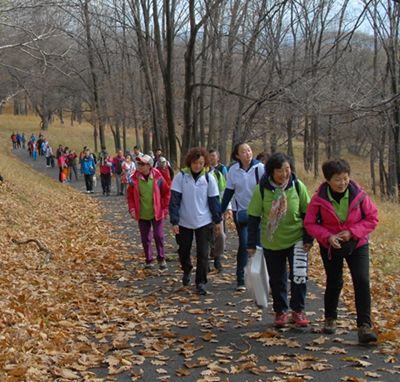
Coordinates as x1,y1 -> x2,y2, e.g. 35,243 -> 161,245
286,116 -> 294,160
312,114 -> 319,177
83,0 -> 106,150
303,115 -> 312,172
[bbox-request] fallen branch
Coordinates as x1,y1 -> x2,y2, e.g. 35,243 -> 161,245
11,238 -> 52,264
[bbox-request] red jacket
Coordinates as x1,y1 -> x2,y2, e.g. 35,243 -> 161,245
158,166 -> 173,187
127,168 -> 171,221
304,180 -> 378,250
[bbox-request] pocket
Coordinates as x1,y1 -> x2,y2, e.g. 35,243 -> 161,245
236,209 -> 249,224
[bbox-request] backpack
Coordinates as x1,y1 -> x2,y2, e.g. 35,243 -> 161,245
115,159 -> 123,174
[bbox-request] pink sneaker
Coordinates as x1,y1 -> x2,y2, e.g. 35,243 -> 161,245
291,311 -> 310,327
274,312 -> 289,328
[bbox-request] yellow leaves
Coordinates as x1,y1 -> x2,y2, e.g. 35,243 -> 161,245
185,357 -> 210,369
202,332 -> 217,342
326,346 -> 347,355
313,336 -> 329,345
176,368 -> 192,376
385,355 -> 397,363
52,368 -> 81,380
341,357 -> 372,367
3,365 -> 27,377
364,371 -> 382,378
187,308 -> 207,314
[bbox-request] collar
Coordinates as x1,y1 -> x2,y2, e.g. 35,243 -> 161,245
327,187 -> 349,203
238,158 -> 258,171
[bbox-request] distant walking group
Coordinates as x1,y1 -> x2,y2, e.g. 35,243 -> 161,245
12,134 -> 379,343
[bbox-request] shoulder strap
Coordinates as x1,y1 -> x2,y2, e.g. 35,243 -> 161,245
255,167 -> 259,184
214,168 -> 221,182
295,179 -> 300,196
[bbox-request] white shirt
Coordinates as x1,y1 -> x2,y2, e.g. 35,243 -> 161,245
226,161 -> 265,211
171,171 -> 219,229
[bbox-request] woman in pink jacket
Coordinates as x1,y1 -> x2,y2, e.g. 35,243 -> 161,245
304,159 -> 378,344
127,155 -> 171,270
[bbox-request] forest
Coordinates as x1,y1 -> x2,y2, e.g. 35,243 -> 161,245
1,0 -> 400,199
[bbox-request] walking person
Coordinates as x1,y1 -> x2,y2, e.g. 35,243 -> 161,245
80,148 -> 96,193
57,149 -> 67,183
304,158 -> 378,343
121,154 -> 136,195
45,144 -> 53,168
247,152 -> 312,328
112,150 -> 125,195
208,149 -> 228,272
220,142 -> 265,291
31,140 -> 38,161
169,147 -> 222,295
155,156 -> 174,187
127,155 -> 170,269
21,133 -> 26,149
67,150 -> 79,181
98,150 -> 113,196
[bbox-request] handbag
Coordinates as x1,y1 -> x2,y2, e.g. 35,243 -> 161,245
331,239 -> 358,257
244,246 -> 270,308
236,209 -> 249,224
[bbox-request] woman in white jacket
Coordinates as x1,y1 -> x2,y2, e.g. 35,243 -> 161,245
220,142 -> 264,291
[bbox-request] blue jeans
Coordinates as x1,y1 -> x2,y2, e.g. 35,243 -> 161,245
233,212 -> 259,286
264,246 -> 307,313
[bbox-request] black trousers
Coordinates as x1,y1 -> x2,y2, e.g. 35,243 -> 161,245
176,224 -> 212,286
100,173 -> 111,194
84,174 -> 94,191
264,246 -> 307,313
320,244 -> 372,327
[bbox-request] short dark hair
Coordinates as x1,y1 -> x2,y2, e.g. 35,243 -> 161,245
264,152 -> 293,176
322,159 -> 351,180
134,145 -> 141,150
184,147 -> 210,167
209,148 -> 220,156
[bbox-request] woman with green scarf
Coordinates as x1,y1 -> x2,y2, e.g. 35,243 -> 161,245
247,152 -> 312,328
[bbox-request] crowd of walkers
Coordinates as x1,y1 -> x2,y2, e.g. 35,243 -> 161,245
11,134 -> 379,344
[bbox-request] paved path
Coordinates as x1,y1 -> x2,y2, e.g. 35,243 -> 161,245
14,148 -> 399,382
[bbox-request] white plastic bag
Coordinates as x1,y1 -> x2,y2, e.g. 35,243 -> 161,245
244,246 -> 270,308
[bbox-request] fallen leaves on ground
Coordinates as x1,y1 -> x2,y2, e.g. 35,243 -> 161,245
1,157 -> 400,382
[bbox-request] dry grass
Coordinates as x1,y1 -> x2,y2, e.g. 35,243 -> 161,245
0,114 -> 138,153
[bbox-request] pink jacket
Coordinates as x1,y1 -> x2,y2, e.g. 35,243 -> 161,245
304,180 -> 378,250
127,168 -> 170,221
